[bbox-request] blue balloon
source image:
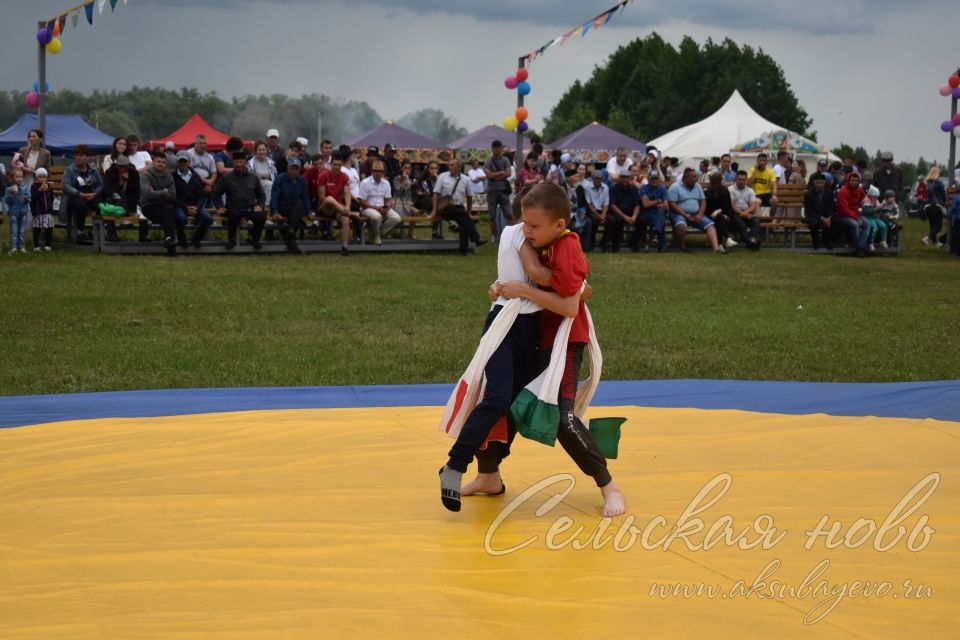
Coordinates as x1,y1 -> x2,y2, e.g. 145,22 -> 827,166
953,86 -> 960,100
33,80 -> 50,93
36,28 -> 51,45
517,81 -> 531,96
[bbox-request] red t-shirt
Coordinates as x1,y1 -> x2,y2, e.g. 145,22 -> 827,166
538,231 -> 590,349
317,169 -> 350,203
303,166 -> 320,203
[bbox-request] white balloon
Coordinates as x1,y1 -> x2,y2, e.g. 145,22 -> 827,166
954,125 -> 960,138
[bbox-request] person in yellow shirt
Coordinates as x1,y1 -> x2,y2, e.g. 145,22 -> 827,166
747,152 -> 779,208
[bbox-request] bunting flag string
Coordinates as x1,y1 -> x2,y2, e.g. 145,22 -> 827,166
98,0 -> 107,15
520,0 -> 633,64
41,0 -> 133,34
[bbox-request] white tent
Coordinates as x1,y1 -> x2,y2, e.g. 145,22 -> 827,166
647,90 -> 838,169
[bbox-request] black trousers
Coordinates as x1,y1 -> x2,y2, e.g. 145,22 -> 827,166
728,213 -> 760,242
628,216 -> 647,251
227,208 -> 266,242
805,217 -> 833,249
925,204 -> 944,241
441,205 -> 481,252
278,200 -> 306,238
555,343 -> 611,487
66,194 -> 100,231
602,214 -> 624,251
141,203 -> 177,239
447,308 -> 540,473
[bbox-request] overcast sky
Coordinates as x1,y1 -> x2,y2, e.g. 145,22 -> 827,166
1,0 -> 956,162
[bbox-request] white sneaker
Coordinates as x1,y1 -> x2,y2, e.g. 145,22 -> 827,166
44,246 -> 52,252
878,241 -> 888,249
19,248 -> 27,254
374,236 -> 382,246
724,237 -> 737,248
869,243 -> 875,252
8,249 -> 16,256
935,241 -> 944,249
921,235 -> 930,246
33,247 -> 41,252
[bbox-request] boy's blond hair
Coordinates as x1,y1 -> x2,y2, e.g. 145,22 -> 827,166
521,182 -> 570,223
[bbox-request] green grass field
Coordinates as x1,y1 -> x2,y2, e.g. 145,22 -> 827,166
0,218 -> 957,396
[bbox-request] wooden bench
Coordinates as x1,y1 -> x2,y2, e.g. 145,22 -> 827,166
760,182 -> 807,247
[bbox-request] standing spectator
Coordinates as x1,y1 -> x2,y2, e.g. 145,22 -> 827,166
747,152 -> 778,209
265,129 -> 284,164
248,141 -> 277,204
605,168 -> 638,253
639,170 -> 669,253
16,128 -> 52,190
213,151 -> 267,250
172,152 -> 212,249
270,157 -> 311,253
804,172 -> 835,250
857,159 -> 872,189
3,168 -> 30,254
360,146 -> 380,180
432,158 -> 484,255
139,150 -> 179,255
909,174 -> 927,216
582,170 -> 609,252
30,167 -> 55,251
393,160 -> 417,240
872,152 -> 903,203
829,161 -> 844,187
126,135 -> 153,173
319,139 -> 334,168
517,152 -> 543,192
563,168 -> 591,249
214,137 -> 245,179
922,166 -> 947,248
316,151 -> 357,257
102,136 -> 128,173
467,159 -> 487,197
728,170 -> 761,249
947,187 -> 960,257
358,161 -> 402,245
833,171 -> 871,256
605,147 -> 633,179
703,172 -> 733,250
773,150 -> 791,185
668,167 -> 723,253
340,145 -> 364,243
61,144 -> 103,245
101,155 -> 142,242
696,159 -> 712,186
186,134 -> 218,209
382,144 -> 402,183
815,159 -> 833,188
484,140 -> 513,242
163,141 -> 178,170
784,159 -> 808,220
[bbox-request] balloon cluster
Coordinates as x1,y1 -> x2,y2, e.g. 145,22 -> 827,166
28,24 -> 62,109
502,68 -> 531,132
938,71 -> 960,137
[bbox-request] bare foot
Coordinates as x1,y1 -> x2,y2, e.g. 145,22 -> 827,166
601,481 -> 626,517
461,472 -> 505,496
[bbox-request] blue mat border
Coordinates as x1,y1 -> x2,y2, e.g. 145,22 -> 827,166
1,380 -> 958,428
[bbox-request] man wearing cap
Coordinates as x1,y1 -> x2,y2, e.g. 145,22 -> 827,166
483,140 -> 513,242
383,144 -> 402,183
804,172 -> 834,250
296,137 -> 310,157
605,147 -> 633,181
582,170 -> 609,252
270,157 -> 311,253
640,170 -> 670,252
139,150 -> 179,255
872,152 -> 902,203
213,151 -> 267,250
173,151 -> 212,249
164,141 -> 178,172
358,160 -> 401,245
606,167 -> 640,253
433,158 -> 485,255
101,154 -> 141,243
266,129 -> 284,165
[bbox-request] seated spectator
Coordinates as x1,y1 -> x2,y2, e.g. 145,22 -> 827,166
564,168 -> 591,249
248,141 -> 277,204
186,134 -> 218,208
270,157 -> 311,253
392,160 -> 417,240
703,172 -> 733,250
383,144 -> 402,183
101,154 -> 143,242
668,167 -> 723,254
582,170 -> 609,252
728,170 -> 761,249
804,172 -> 834,250
877,189 -> 900,247
274,140 -> 302,174
62,144 -> 103,245
833,171 -> 871,256
265,128 -> 284,165
360,146 -> 380,180
605,147 -> 633,180
213,151 -> 267,250
606,168 -> 639,253
517,151 -> 543,192
102,136 -> 127,173
316,151 -> 357,257
215,137 -> 246,179
126,135 -> 153,173
163,141 -> 178,171
815,159 -> 833,187
861,185 -> 888,251
432,158 -> 484,255
640,170 -> 669,253
139,150 -> 179,255
358,161 -> 402,246
319,139 -> 333,169
697,158 -> 712,186
172,151 -> 212,249
747,153 -> 778,209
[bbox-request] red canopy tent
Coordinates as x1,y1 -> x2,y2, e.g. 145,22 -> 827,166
146,113 -> 251,152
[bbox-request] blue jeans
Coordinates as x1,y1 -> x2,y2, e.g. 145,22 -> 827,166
8,211 -> 27,249
644,209 -> 667,250
175,207 -> 214,244
487,189 -> 511,238
834,216 -> 871,250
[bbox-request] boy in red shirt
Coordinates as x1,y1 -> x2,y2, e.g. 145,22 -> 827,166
497,183 -> 625,517
315,151 -> 355,256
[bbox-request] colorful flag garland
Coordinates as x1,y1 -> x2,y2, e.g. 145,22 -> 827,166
524,0 -> 634,64
41,0 -> 131,35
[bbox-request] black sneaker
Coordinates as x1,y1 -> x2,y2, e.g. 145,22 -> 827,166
475,239 -> 488,248
340,247 -> 350,257
224,238 -> 236,250
247,237 -> 263,250
163,236 -> 176,248
191,238 -> 202,249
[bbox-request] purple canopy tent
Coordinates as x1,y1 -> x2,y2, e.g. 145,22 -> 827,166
449,125 -> 530,162
345,122 -> 451,164
546,121 -> 646,164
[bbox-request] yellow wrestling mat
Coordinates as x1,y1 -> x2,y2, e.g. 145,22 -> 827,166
1,406 -> 957,639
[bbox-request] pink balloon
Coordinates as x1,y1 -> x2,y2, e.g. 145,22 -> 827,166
25,91 -> 40,109
939,85 -> 952,97
504,76 -> 518,90
952,114 -> 960,126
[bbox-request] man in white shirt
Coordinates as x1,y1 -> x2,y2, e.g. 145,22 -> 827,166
433,158 -> 485,255
357,160 -> 401,245
773,150 -> 791,184
582,170 -> 609,252
126,135 -> 153,174
186,134 -> 217,208
727,170 -> 761,249
605,147 -> 633,179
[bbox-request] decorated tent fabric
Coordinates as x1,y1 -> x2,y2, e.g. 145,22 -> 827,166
449,125 -> 529,163
0,114 -> 114,155
345,122 -> 452,164
733,129 -> 827,155
546,121 -> 646,163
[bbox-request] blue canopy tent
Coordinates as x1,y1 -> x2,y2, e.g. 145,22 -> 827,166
0,114 -> 115,155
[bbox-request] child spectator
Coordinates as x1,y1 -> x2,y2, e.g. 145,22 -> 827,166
30,168 -> 55,251
861,185 -> 888,251
3,168 -> 30,254
877,189 -> 901,248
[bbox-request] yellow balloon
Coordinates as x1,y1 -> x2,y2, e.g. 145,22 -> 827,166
503,116 -> 518,132
46,37 -> 62,54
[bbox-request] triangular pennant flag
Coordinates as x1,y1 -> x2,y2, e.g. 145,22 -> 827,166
52,18 -> 61,37
98,0 -> 107,15
593,14 -> 606,29
58,15 -> 67,34
603,8 -> 616,24
72,13 -> 79,27
46,20 -> 55,40
110,0 -> 118,11
559,30 -> 574,45
579,22 -> 590,37
85,2 -> 94,24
